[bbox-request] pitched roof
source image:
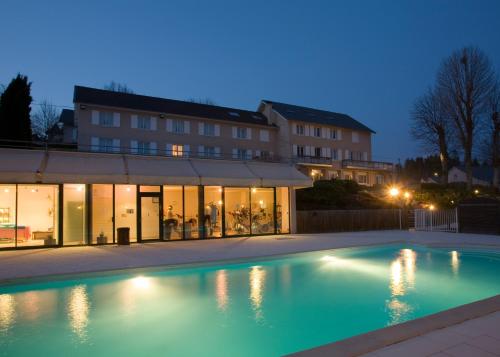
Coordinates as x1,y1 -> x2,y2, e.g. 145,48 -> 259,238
59,109 -> 74,126
262,100 -> 375,133
74,86 -> 272,126
453,165 -> 494,182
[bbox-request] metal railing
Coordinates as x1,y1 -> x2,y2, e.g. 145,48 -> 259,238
414,208 -> 458,233
342,159 -> 394,171
291,156 -> 334,165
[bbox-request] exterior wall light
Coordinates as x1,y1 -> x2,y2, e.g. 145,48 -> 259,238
388,187 -> 400,197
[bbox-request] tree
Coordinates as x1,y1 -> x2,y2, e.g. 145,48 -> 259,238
103,81 -> 134,93
411,88 -> 452,184
485,80 -> 500,187
0,74 -> 33,142
437,46 -> 496,190
31,100 -> 60,141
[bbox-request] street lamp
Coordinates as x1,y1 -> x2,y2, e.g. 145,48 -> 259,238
429,204 -> 435,211
388,187 -> 400,198
403,191 -> 411,199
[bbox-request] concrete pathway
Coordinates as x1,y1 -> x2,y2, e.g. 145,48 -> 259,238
362,311 -> 500,357
0,230 -> 498,283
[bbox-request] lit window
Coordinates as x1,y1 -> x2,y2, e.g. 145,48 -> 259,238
172,144 -> 183,157
99,112 -> 113,127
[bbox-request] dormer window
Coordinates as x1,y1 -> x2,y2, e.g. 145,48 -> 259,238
229,112 -> 240,117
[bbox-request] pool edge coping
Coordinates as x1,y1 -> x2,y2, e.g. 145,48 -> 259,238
1,239 -> 499,287
286,294 -> 500,357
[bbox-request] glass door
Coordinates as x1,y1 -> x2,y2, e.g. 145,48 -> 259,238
139,195 -> 160,241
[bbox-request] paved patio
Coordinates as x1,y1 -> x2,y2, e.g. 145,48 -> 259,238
0,230 -> 499,283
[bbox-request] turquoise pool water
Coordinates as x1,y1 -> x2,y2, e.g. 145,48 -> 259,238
0,244 -> 499,356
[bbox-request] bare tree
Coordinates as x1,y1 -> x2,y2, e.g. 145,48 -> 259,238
31,100 -> 60,141
103,81 -> 134,94
485,80 -> 500,187
437,46 -> 496,189
411,88 -> 452,184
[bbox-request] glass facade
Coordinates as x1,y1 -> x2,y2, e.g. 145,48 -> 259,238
115,185 -> 137,243
91,184 -> 113,244
17,185 -> 59,247
0,183 -> 291,249
163,186 -> 183,240
251,188 -> 275,234
63,184 -> 86,246
203,186 -> 222,238
224,188 -> 250,236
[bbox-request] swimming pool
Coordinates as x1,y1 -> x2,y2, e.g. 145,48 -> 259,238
0,244 -> 499,356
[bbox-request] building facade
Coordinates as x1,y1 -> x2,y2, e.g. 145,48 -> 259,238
258,100 -> 394,185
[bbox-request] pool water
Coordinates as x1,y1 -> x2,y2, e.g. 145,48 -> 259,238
1,244 -> 499,357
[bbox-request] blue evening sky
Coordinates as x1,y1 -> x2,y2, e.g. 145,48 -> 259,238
1,1 -> 499,162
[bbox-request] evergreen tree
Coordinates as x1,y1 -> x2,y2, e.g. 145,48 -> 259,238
0,74 -> 33,142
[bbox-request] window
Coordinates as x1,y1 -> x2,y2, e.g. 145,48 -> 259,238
259,150 -> 270,160
330,129 -> 337,140
137,141 -> 151,155
99,112 -> 114,127
314,127 -> 321,137
99,138 -> 114,152
296,124 -> 304,135
0,185 -> 16,248
63,184 -> 86,246
228,112 -> 240,117
137,116 -> 151,130
173,120 -> 185,134
204,186 -> 222,238
163,186 -> 183,240
352,131 -> 359,143
115,185 -> 137,243
314,147 -> 321,157
224,188 -> 250,236
357,175 -> 368,184
17,185 -> 59,247
297,146 -> 305,157
276,188 -> 289,234
259,129 -> 269,142
172,144 -> 183,157
204,123 -> 215,136
332,149 -> 338,160
376,175 -> 384,185
237,127 -> 247,139
251,188 -> 275,234
205,146 -> 217,158
91,184 -> 113,244
236,148 -> 249,160
183,186 -> 199,239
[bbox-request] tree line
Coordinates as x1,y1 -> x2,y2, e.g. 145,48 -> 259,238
411,46 -> 499,189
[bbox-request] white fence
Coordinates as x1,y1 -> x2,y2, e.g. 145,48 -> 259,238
414,208 -> 458,233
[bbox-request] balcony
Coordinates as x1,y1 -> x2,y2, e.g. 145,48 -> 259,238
292,155 -> 333,166
342,159 -> 393,171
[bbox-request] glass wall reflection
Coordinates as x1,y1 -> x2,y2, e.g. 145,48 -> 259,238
91,184 -> 113,244
63,184 -> 86,246
67,285 -> 90,341
249,266 -> 266,321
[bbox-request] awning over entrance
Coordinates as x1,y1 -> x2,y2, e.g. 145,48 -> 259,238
0,148 -> 312,187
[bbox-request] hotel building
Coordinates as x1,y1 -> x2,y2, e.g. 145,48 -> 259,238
0,86 -> 392,250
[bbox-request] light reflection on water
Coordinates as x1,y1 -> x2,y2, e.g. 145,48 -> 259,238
451,251 -> 460,275
216,269 -> 229,311
67,285 -> 90,341
249,266 -> 266,321
387,249 -> 417,324
0,294 -> 15,332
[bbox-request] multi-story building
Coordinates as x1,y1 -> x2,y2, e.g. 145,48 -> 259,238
258,100 -> 394,185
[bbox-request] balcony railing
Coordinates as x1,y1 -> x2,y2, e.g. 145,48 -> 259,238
342,159 -> 394,171
291,156 -> 333,165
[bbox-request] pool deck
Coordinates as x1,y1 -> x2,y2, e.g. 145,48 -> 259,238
1,230 -> 499,356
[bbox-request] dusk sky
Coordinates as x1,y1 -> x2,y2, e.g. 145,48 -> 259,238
1,0 -> 499,162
